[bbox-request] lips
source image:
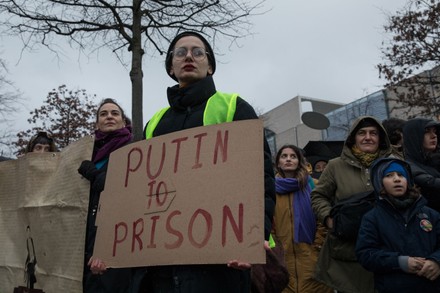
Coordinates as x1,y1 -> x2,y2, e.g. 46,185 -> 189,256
183,64 -> 195,70
392,185 -> 405,191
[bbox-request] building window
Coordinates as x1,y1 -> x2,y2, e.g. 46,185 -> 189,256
264,128 -> 276,159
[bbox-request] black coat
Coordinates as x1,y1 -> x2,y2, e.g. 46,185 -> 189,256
356,157 -> 440,293
141,76 -> 276,293
83,145 -> 133,293
357,197 -> 440,293
403,118 -> 440,212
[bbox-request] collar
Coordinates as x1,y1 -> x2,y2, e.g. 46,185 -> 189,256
166,76 -> 217,110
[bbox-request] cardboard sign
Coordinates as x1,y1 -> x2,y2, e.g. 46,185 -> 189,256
93,120 -> 266,268
0,135 -> 94,293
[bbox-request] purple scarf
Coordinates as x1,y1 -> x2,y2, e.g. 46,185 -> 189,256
93,125 -> 133,163
275,176 -> 316,244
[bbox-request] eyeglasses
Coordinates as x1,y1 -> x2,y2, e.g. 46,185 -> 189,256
171,47 -> 209,61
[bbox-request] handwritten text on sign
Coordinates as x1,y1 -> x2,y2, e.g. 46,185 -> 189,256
93,120 -> 265,268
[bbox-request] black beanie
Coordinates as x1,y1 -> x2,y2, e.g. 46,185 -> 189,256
353,117 -> 378,134
165,31 -> 216,81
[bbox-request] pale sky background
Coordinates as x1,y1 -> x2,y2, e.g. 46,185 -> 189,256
1,0 -> 406,136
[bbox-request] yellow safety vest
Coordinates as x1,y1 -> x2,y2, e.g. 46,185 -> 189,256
145,91 -> 238,139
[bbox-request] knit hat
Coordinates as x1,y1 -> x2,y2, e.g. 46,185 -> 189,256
370,158 -> 414,195
165,31 -> 216,81
353,117 -> 378,134
383,162 -> 409,181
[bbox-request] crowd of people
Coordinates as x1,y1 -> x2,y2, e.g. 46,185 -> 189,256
268,114 -> 440,293
13,30 -> 440,293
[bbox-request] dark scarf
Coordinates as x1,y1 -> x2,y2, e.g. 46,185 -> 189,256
275,176 -> 316,244
93,125 -> 133,163
384,193 -> 417,210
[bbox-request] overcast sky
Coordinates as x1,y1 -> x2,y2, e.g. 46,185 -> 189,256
1,0 -> 406,134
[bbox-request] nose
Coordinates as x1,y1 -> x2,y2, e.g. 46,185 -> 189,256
184,50 -> 194,60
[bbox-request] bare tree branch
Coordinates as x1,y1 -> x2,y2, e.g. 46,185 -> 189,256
378,0 -> 440,118
13,84 -> 98,156
0,0 -> 267,139
0,57 -> 24,157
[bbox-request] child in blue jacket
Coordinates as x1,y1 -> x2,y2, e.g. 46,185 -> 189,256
356,157 -> 440,293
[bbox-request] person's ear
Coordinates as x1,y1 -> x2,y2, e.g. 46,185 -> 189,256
169,66 -> 174,76
207,65 -> 213,75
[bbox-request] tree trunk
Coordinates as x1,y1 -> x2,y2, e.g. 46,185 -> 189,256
130,0 -> 144,141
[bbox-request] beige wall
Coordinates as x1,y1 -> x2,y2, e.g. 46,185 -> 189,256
385,65 -> 440,120
262,96 -> 344,151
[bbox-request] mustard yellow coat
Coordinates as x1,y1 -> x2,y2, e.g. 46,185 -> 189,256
272,176 -> 332,293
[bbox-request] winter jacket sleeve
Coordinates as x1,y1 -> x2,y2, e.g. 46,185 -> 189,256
91,171 -> 106,194
78,160 -> 107,193
427,211 -> 440,264
355,210 -> 401,273
234,97 -> 276,241
410,162 -> 440,190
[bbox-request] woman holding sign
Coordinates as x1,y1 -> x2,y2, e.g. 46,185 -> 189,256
78,98 -> 134,293
132,31 -> 275,292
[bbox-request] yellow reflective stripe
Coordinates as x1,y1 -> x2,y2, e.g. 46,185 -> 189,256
144,107 -> 170,139
145,92 -> 238,139
269,234 -> 276,248
203,92 -> 238,125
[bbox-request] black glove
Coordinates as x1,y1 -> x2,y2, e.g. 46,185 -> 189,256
78,160 -> 100,181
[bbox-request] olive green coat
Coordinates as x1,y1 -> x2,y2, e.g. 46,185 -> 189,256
311,116 -> 392,293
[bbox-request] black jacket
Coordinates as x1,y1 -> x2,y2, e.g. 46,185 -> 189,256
141,76 -> 276,293
143,75 -> 276,240
83,145 -> 133,293
403,118 -> 440,212
356,158 -> 440,293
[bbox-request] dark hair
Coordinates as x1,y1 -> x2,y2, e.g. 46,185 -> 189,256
165,31 -> 216,81
96,98 -> 130,125
275,144 -> 309,189
26,131 -> 57,153
382,117 -> 405,145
